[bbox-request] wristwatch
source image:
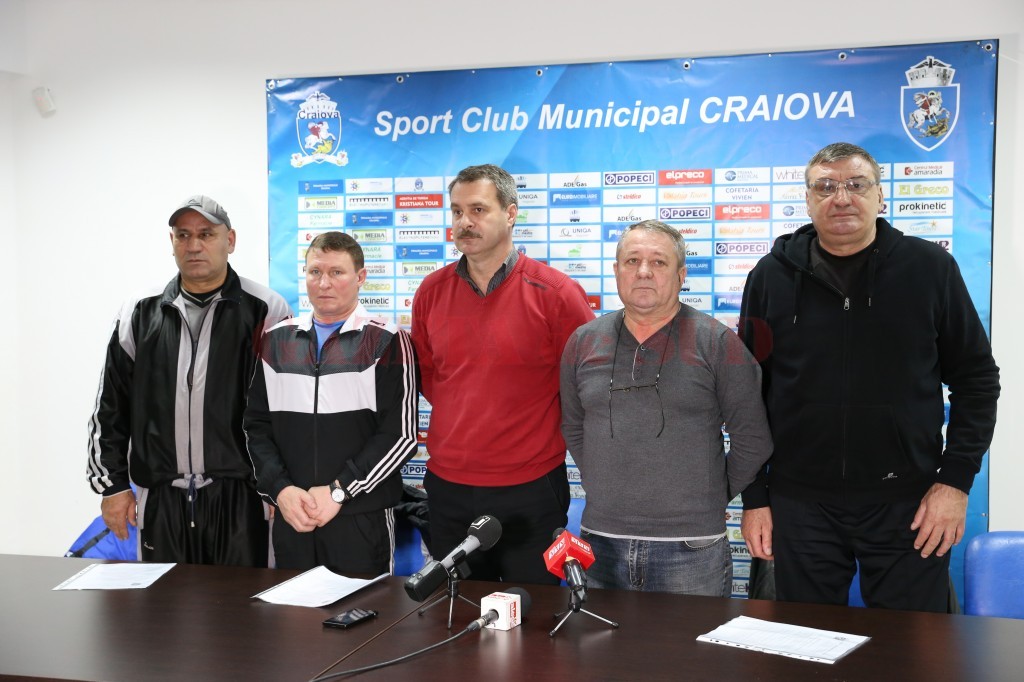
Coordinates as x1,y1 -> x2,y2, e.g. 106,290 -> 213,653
329,480 -> 350,504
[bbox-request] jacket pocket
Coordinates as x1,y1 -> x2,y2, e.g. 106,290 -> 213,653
844,405 -> 913,484
771,403 -> 843,485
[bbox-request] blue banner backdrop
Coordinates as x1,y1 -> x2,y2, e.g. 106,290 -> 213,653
267,40 -> 997,601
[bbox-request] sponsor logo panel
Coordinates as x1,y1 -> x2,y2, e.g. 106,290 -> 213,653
394,176 -> 445,192
396,227 -> 444,242
715,167 -> 771,184
892,199 -> 954,217
346,194 -> 393,210
604,206 -> 658,223
348,211 -> 391,226
658,187 -> 713,204
396,244 -> 444,259
658,206 -> 712,221
892,218 -> 953,235
603,188 -> 658,205
714,186 -> 772,203
549,172 -> 602,188
715,241 -> 769,256
298,212 -> 345,228
347,178 -> 393,193
893,180 -> 954,198
603,171 -> 656,186
714,257 -> 760,275
716,204 -> 770,221
549,189 -> 602,206
898,161 -> 954,178
715,222 -> 771,238
552,224 -> 602,240
396,193 -> 444,209
659,169 -> 712,185
512,225 -> 549,242
299,196 -> 342,211
396,210 -> 443,226
550,207 -> 602,224
771,204 -> 809,220
550,243 -> 602,259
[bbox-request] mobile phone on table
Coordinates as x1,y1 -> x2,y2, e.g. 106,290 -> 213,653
323,607 -> 378,629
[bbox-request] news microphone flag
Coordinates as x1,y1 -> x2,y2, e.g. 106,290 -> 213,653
544,527 -> 596,578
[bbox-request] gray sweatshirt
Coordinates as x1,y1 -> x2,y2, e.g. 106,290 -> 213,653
560,305 -> 772,538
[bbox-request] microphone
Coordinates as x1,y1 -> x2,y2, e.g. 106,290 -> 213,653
404,515 -> 502,601
543,527 -> 595,600
468,587 -> 532,631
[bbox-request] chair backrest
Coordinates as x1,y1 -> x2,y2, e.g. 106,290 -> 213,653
567,497 -> 585,537
964,531 -> 1024,619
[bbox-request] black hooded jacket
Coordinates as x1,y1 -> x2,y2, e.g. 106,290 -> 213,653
739,218 -> 999,506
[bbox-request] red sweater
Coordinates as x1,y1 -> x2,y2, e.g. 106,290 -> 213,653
412,256 -> 594,486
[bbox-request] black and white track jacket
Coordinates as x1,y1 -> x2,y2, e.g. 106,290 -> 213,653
244,305 -> 418,514
87,265 -> 291,496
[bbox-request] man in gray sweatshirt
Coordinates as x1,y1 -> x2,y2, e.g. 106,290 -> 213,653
560,220 -> 772,595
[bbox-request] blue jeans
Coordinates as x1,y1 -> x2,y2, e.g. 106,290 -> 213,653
581,530 -> 732,596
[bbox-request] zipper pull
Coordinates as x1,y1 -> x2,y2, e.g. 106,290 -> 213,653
843,297 -> 850,311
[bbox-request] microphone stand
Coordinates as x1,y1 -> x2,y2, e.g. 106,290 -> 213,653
549,585 -> 619,637
418,565 -> 478,630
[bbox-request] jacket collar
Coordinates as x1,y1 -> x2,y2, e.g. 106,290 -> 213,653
771,218 -> 899,271
294,302 -> 376,335
161,263 -> 241,306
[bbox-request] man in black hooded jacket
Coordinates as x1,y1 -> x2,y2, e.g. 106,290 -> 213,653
739,142 -> 1000,612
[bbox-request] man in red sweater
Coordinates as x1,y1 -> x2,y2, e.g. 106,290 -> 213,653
412,164 -> 594,584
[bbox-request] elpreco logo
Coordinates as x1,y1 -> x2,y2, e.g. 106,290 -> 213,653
660,169 -> 712,185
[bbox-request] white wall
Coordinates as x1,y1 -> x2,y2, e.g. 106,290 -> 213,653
1,0 -> 1021,556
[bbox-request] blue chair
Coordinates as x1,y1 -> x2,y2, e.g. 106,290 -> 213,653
567,497 -> 585,536
393,523 -> 428,576
964,531 -> 1024,618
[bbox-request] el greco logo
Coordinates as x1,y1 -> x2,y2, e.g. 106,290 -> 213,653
290,91 -> 349,168
603,171 -> 655,186
901,56 -> 959,151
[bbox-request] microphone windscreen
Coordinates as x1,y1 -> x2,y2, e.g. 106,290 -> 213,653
551,527 -> 566,541
467,515 -> 503,550
504,586 -> 532,616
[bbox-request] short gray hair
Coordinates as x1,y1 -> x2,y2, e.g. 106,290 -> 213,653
448,164 -> 519,208
805,142 -> 882,184
615,220 -> 686,269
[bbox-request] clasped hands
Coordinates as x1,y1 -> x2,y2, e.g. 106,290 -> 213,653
276,485 -> 342,532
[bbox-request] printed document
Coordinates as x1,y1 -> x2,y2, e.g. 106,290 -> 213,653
698,615 -> 870,664
253,566 -> 389,607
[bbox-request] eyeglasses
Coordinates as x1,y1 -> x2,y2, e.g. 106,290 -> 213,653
807,177 -> 878,198
608,312 -> 671,439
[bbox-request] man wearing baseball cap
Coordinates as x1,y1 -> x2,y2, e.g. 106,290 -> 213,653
86,195 -> 291,566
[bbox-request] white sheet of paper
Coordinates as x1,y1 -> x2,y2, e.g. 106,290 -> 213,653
53,562 -> 175,590
697,615 -> 870,664
253,566 -> 389,608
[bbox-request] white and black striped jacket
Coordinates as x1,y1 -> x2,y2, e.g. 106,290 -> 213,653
87,265 -> 292,496
243,305 -> 418,514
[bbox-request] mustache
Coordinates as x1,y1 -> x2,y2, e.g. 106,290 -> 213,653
456,230 -> 482,239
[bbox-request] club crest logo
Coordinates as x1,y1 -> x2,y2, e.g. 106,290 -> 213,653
291,91 -> 349,168
901,56 -> 959,151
